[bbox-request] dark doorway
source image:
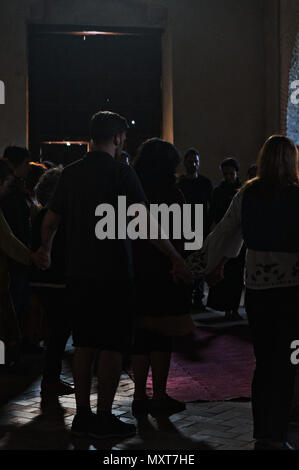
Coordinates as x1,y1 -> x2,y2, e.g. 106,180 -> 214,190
28,25 -> 162,164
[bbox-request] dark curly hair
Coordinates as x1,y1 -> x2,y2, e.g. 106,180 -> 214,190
35,167 -> 63,207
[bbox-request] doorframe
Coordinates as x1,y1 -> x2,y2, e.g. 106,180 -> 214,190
26,24 -> 174,149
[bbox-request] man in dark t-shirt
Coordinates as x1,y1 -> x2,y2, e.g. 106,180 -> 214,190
177,148 -> 213,311
38,111 -> 189,440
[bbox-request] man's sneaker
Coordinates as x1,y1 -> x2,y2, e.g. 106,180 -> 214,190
71,412 -> 94,437
224,310 -> 243,321
150,394 -> 186,415
192,299 -> 206,312
230,310 -> 244,321
89,414 -> 136,439
41,380 -> 75,397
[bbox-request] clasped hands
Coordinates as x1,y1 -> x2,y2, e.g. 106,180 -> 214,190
30,247 -> 51,270
205,257 -> 228,286
171,255 -> 228,287
30,248 -> 227,287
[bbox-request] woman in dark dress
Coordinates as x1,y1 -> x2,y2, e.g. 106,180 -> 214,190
131,138 -> 194,416
207,158 -> 245,320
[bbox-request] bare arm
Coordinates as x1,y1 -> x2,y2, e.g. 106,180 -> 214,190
0,209 -> 31,265
0,209 -> 50,269
186,190 -> 244,282
39,209 -> 61,268
145,206 -> 191,283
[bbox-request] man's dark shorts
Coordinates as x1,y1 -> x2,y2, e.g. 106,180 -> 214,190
67,277 -> 136,352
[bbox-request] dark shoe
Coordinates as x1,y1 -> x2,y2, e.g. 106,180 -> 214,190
4,343 -> 21,368
89,413 -> 136,439
224,311 -> 243,321
192,299 -> 206,312
230,310 -> 243,321
132,397 -> 151,416
71,412 -> 95,437
254,440 -> 296,450
150,394 -> 186,415
41,380 -> 74,397
21,340 -> 44,355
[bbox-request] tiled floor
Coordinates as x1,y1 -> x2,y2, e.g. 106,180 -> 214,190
0,306 -> 298,451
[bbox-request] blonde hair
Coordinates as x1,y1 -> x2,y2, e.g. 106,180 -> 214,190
244,135 -> 298,190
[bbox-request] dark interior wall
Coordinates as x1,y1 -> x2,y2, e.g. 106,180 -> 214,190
0,0 -> 288,183
169,0 -> 265,182
0,1 -> 29,153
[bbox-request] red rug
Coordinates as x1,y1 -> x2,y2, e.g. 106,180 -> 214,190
145,326 -> 255,402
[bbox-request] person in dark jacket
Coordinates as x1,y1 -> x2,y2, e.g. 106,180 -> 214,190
177,148 -> 213,311
207,157 -> 245,321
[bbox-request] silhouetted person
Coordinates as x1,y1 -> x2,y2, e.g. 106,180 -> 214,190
117,151 -> 131,165
0,159 -> 44,367
38,111 -> 188,439
187,136 -> 299,450
31,168 -> 73,397
1,147 -> 35,350
207,157 -> 245,320
131,138 -> 194,417
247,163 -> 258,180
177,148 -> 213,311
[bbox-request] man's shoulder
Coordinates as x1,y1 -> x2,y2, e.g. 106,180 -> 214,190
58,158 -> 90,185
117,162 -> 139,179
62,157 -> 85,174
198,174 -> 212,186
214,180 -> 225,191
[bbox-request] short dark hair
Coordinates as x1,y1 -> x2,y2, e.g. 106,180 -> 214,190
0,158 -> 13,183
90,111 -> 129,144
220,157 -> 239,172
3,146 -> 30,168
184,147 -> 200,161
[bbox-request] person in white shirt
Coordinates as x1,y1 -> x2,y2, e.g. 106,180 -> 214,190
186,135 -> 299,450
